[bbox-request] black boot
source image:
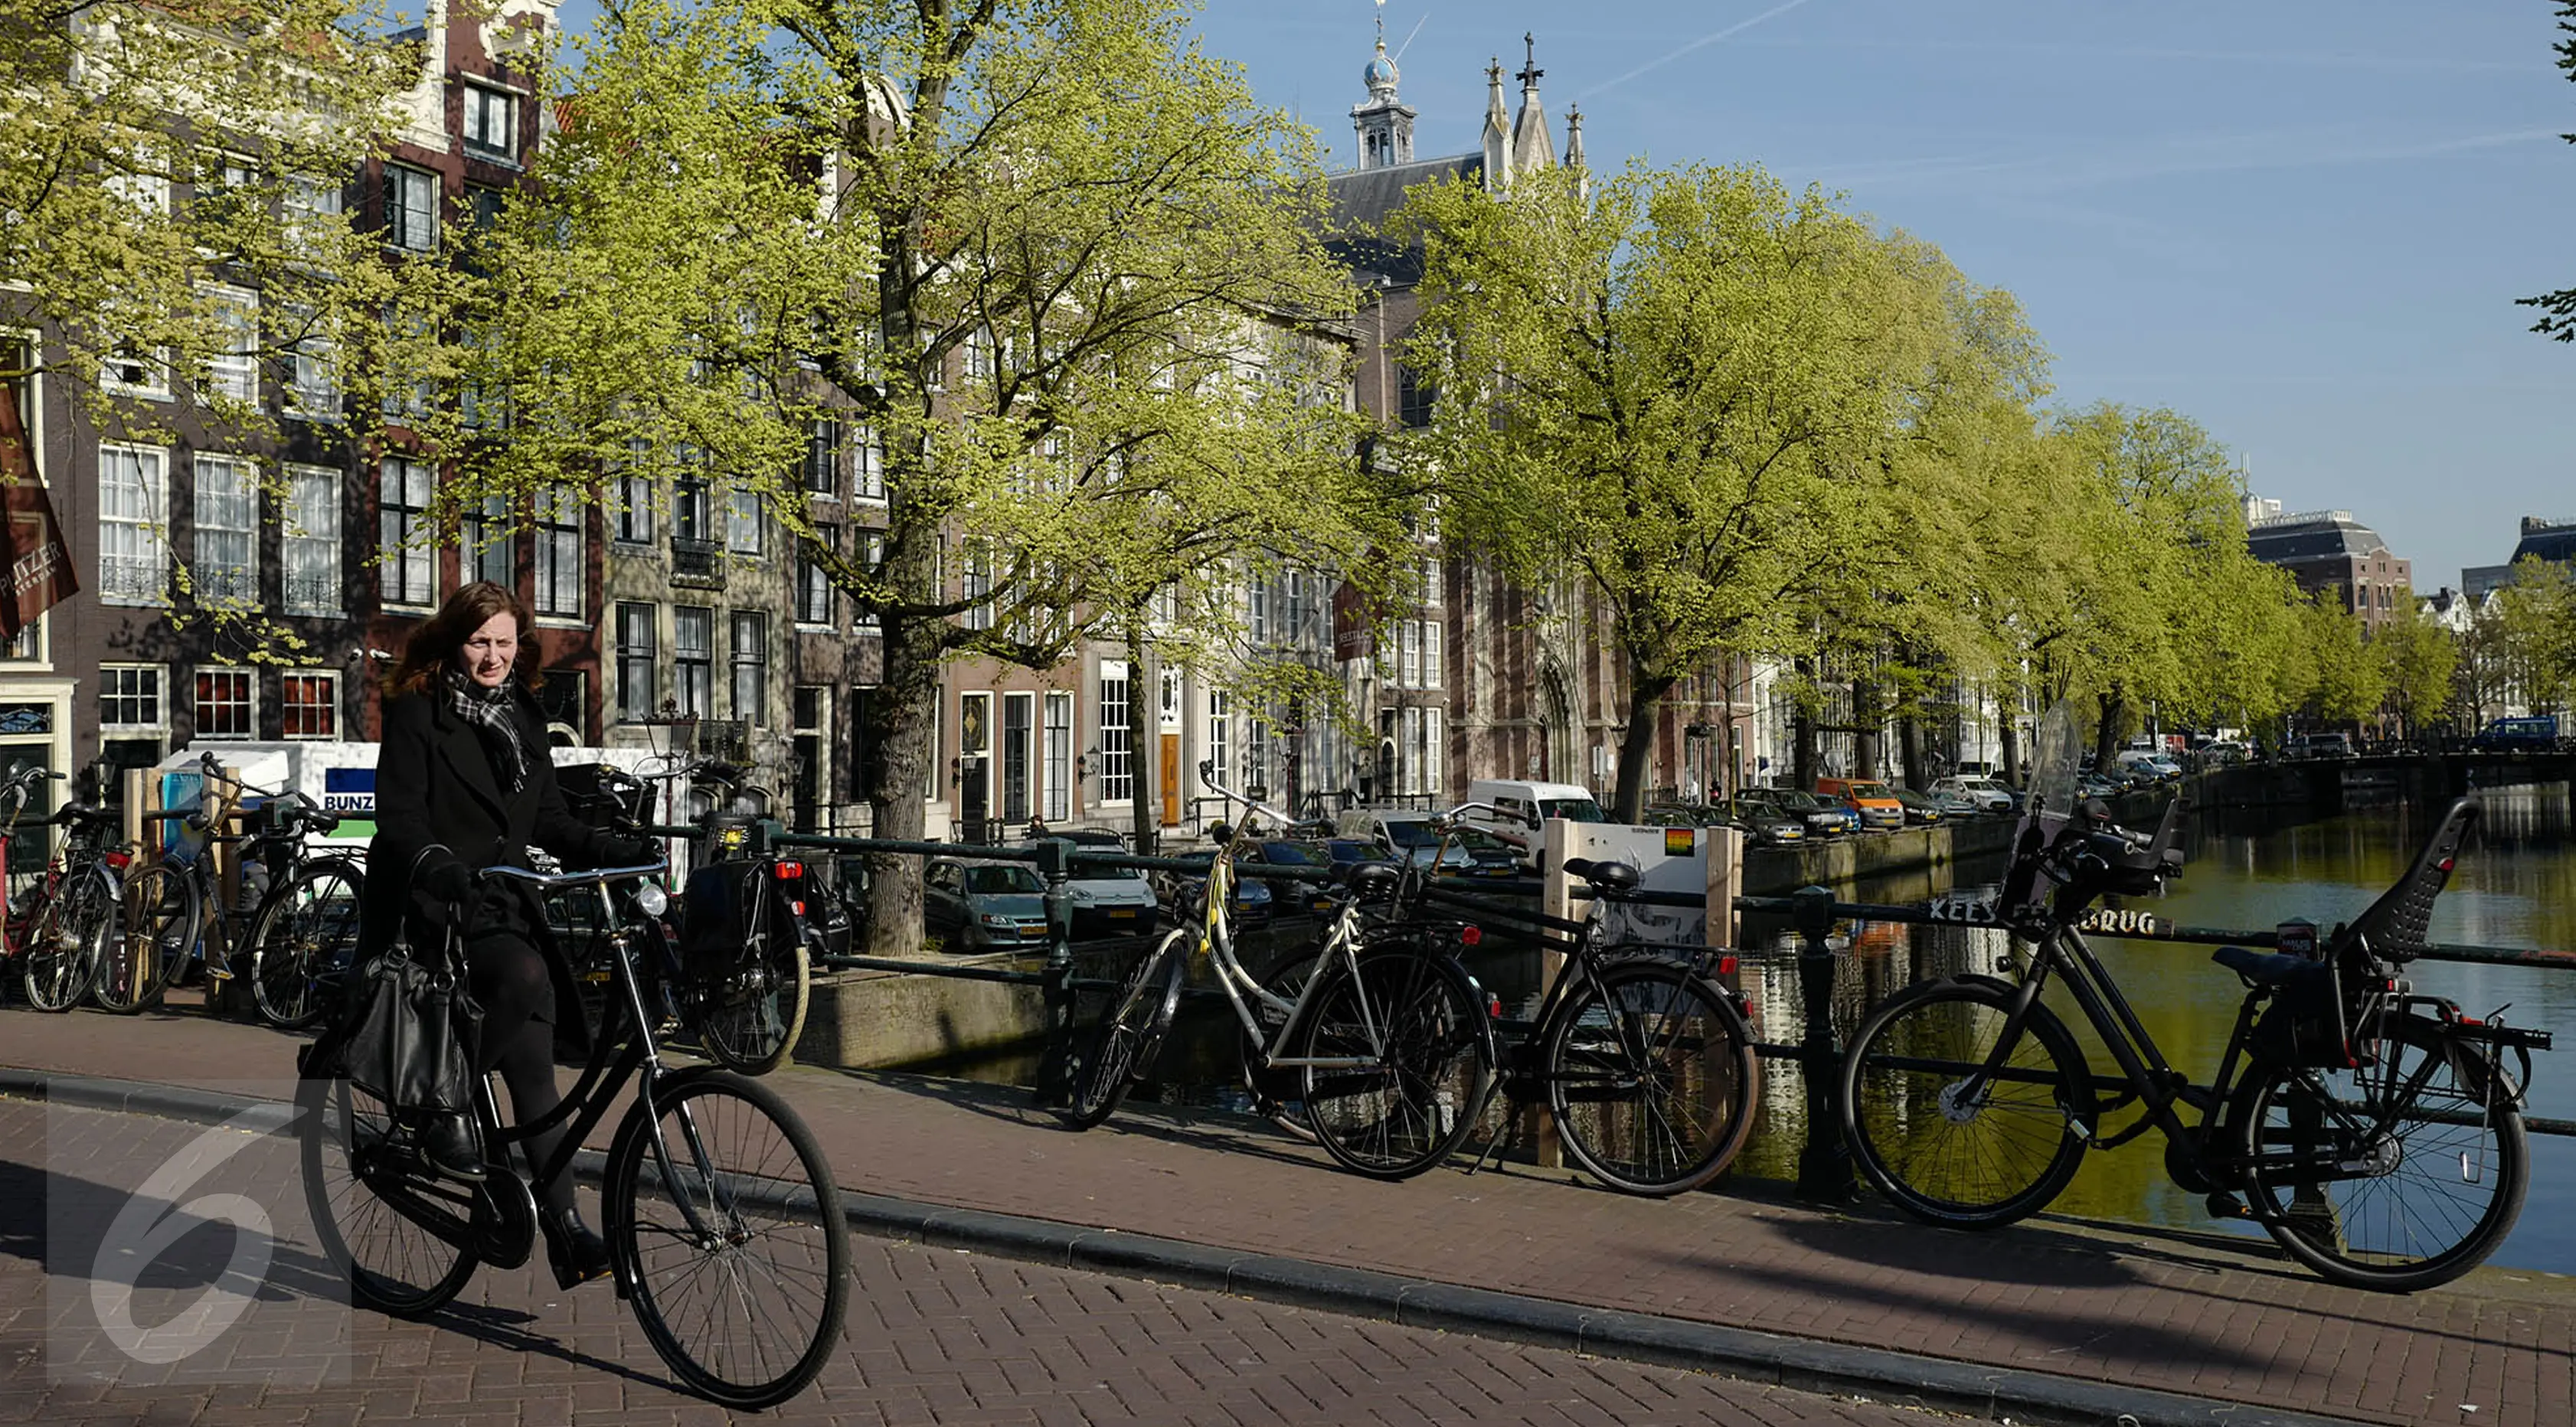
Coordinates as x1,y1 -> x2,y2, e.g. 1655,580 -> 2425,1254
540,1205 -> 613,1290
418,1113 -> 485,1181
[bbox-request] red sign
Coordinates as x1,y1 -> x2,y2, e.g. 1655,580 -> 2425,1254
0,360 -> 77,640
1330,580 -> 1373,662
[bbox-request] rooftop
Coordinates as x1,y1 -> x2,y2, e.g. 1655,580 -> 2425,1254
2244,510 -> 2395,564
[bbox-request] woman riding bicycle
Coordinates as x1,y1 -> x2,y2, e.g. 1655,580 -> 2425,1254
358,580 -> 656,1289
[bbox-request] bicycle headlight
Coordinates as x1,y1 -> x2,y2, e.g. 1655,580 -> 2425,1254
633,883 -> 669,917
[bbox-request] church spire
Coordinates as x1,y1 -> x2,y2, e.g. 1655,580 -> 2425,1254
1482,55 -> 1512,191
1510,32 -> 1556,175
1351,3 -> 1414,169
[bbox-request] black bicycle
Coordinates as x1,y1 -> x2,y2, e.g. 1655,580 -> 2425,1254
1840,701 -> 2550,1291
299,858 -> 850,1408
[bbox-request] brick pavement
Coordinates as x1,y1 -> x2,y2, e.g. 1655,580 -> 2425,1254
4,1001 -> 2574,1425
0,1095 -> 1970,1427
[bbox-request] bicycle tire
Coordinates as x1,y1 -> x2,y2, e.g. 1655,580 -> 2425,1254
22,870 -> 111,1011
1543,958 -> 1760,1197
2237,1015 -> 2529,1291
296,1069 -> 480,1319
696,895 -> 811,1076
95,863 -> 181,1014
1059,928 -> 1187,1129
1298,949 -> 1494,1180
250,860 -> 366,1030
1841,976 -> 2093,1229
604,1066 -> 850,1409
1241,946 -> 1322,1141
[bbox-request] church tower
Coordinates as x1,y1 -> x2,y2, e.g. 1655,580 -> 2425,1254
1351,11 -> 1415,171
1510,34 -> 1556,175
1481,57 -> 1512,191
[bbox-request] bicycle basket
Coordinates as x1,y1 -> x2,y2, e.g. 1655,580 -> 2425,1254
556,762 -> 649,834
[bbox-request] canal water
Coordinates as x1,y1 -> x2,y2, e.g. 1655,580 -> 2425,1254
914,782 -> 2576,1275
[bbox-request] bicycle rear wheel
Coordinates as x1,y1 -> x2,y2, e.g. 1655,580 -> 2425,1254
1298,950 -> 1494,1180
2238,1017 -> 2529,1291
296,1070 -> 480,1318
606,1067 -> 848,1409
1841,976 -> 2092,1229
22,871 -> 111,1012
696,909 -> 810,1076
1060,929 -> 1186,1128
96,864 -> 179,1014
250,860 -> 366,1030
1544,959 -> 1760,1196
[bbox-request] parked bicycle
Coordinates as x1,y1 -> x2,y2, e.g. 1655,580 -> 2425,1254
120,752 -> 367,1027
298,856 -> 850,1409
1061,763 -> 1496,1180
558,756 -> 816,1075
1839,700 -> 2551,1291
8,766 -> 148,1013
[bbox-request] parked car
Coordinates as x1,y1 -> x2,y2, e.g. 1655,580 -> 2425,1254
923,857 -> 1051,952
1460,779 -> 1608,867
1319,837 -> 1398,878
1715,798 -> 1806,847
1930,775 -> 2015,815
1816,777 -> 1905,831
1002,830 -> 1159,939
1251,839 -> 1343,916
1744,786 -> 1858,838
1885,786 -> 1947,827
1158,851 -> 1277,923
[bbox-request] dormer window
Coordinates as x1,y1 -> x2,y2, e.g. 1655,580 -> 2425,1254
463,85 -> 518,162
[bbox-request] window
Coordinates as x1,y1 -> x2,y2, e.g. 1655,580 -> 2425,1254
192,454 -> 257,605
1396,361 -> 1435,428
1400,706 -> 1443,797
100,666 -> 163,731
1207,690 -> 1231,790
203,286 -> 257,403
960,544 -> 993,631
673,606 -> 712,717
1285,569 -> 1309,641
803,418 -> 840,495
106,166 -> 169,217
101,343 -> 171,400
966,326 -> 995,382
1098,660 -> 1132,804
461,85 -> 517,160
730,612 -> 767,726
533,485 -> 581,616
1043,691 -> 1072,821
613,465 -> 652,544
283,465 -> 341,615
615,602 -> 656,721
97,444 -> 168,605
675,475 -> 710,543
725,486 -> 763,556
283,305 -> 340,420
853,531 -> 883,630
462,492 -> 513,586
282,671 -> 337,739
195,668 -> 253,740
853,426 -> 884,501
796,527 -> 835,625
385,164 -> 439,251
379,457 -> 434,607
285,174 -> 344,259
1247,573 -> 1270,643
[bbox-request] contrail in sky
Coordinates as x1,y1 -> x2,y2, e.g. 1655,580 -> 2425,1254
1581,0 -> 1818,100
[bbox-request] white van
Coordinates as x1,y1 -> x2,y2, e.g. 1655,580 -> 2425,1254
1462,779 -> 1610,867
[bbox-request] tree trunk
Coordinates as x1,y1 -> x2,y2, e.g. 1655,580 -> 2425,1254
2094,684 -> 2127,769
861,597 -> 946,958
1127,625 -> 1159,857
1899,716 -> 1924,789
1852,675 -> 1881,781
1610,658 -> 1672,821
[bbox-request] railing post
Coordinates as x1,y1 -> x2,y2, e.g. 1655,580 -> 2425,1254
1791,883 -> 1856,1203
1031,836 -> 1077,1109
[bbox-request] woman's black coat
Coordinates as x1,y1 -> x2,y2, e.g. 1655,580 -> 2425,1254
358,686 -> 617,1051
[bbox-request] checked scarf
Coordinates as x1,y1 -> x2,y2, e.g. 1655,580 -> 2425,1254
443,667 -> 530,795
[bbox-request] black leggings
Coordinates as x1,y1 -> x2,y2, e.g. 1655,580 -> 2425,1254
466,929 -> 577,1220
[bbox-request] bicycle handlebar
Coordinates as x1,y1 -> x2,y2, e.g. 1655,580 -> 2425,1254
478,860 -> 670,890
1196,760 -> 1293,833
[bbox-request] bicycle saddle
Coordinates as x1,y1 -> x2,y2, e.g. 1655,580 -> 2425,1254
2212,945 -> 2324,988
1561,857 -> 1639,892
1338,861 -> 1402,897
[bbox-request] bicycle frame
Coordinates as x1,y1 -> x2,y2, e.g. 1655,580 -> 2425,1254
1185,844 -> 1387,1076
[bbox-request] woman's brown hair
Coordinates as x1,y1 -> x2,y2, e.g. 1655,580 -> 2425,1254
381,581 -> 544,697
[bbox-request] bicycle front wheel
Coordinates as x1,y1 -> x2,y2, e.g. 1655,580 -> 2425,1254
296,1070 -> 479,1318
1544,959 -> 1760,1197
2238,1017 -> 2529,1291
1298,950 -> 1494,1180
250,860 -> 365,1030
97,864 -> 182,1014
606,1067 -> 849,1410
1059,929 -> 1186,1129
22,872 -> 112,1012
698,923 -> 811,1076
1841,977 -> 2091,1229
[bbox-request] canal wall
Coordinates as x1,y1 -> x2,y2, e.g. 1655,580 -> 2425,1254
1742,815 -> 2018,894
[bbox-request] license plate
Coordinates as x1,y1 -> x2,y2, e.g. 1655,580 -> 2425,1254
1108,908 -> 1136,919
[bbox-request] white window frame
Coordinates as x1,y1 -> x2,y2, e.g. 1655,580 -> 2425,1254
283,464 -> 341,616
99,665 -> 166,734
1043,691 -> 1073,822
191,453 -> 257,606
193,666 -> 256,740
1207,689 -> 1231,790
461,84 -> 518,161
672,606 -> 713,717
796,526 -> 835,628
1097,659 -> 1132,806
280,670 -> 338,740
853,426 -> 885,502
854,531 -> 884,631
97,442 -> 168,606
729,610 -> 767,727
533,484 -> 581,617
724,485 -> 763,557
202,285 -> 258,404
101,344 -> 172,401
615,601 -> 657,722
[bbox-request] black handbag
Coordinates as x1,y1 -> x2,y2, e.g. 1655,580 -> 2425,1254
343,846 -> 485,1113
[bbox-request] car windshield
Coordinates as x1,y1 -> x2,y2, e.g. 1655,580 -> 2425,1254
1263,841 -> 1332,867
1383,822 -> 1438,847
1538,796 -> 1607,823
1453,826 -> 1512,851
963,865 -> 1043,895
1849,782 -> 1892,798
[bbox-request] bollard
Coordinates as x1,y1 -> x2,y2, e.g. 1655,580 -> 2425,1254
1791,883 -> 1856,1203
1031,836 -> 1077,1109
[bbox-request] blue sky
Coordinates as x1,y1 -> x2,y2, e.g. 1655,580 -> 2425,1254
551,2 -> 2576,590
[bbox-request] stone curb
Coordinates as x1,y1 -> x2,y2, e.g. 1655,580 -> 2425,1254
0,1066 -> 2363,1427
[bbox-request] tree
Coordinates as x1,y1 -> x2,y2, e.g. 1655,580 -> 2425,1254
458,0 -> 1391,952
1397,162 -> 2035,817
2299,596 -> 2385,726
2373,605 -> 2457,739
1,0 -> 427,644
2489,556 -> 2576,712
2519,2 -> 2576,341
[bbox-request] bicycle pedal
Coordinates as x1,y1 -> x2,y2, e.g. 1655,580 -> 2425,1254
206,966 -> 236,981
2203,1191 -> 2251,1220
